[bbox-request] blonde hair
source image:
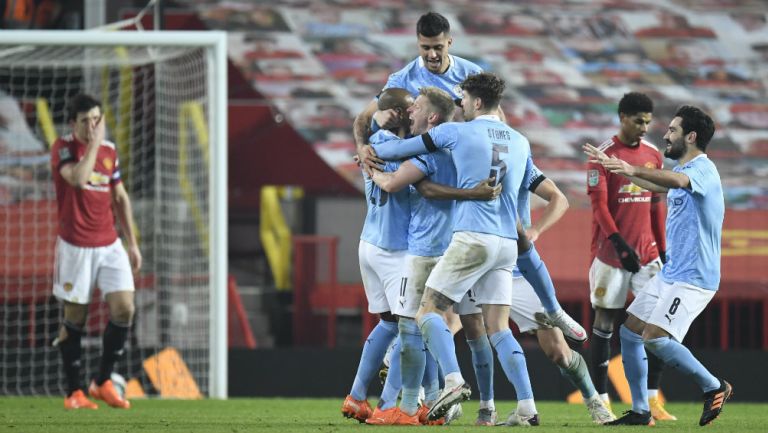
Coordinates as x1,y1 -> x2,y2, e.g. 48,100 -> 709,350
418,87 -> 455,122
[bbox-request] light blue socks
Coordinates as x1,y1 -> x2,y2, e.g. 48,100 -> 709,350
619,325 -> 649,413
645,336 -> 720,392
517,245 -> 560,314
489,329 -> 533,400
350,319 -> 398,401
467,336 -> 494,402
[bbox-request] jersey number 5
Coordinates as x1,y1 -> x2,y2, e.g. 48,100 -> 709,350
490,144 -> 508,186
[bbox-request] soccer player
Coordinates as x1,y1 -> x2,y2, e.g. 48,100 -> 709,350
367,87 -> 499,426
341,88 -> 413,423
353,13 -> 499,424
586,92 -> 674,420
585,105 -> 732,426
507,168 -> 615,424
353,11 -> 483,154
51,94 -> 139,410
371,72 -> 533,422
358,8 -> 585,350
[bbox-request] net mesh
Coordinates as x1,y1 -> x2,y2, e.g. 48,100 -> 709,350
0,41 -> 213,397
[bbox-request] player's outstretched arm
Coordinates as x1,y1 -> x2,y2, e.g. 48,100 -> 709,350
112,183 -> 142,273
371,161 -> 425,193
584,143 -> 670,193
528,178 -> 569,242
415,177 -> 500,201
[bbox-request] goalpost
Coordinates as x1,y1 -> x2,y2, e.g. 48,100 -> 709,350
0,31 -> 228,399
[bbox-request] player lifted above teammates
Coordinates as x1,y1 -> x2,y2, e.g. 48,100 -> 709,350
586,92 -> 675,421
51,94 -> 139,410
586,105 -> 731,426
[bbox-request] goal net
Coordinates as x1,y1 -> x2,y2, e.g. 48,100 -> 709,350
0,31 -> 228,398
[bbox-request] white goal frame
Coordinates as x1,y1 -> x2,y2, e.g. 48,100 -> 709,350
0,30 -> 228,399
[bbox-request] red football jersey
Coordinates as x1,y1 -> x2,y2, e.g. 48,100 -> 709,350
51,134 -> 121,247
587,136 -> 663,268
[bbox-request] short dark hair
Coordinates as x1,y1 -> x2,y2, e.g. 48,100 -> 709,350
675,105 -> 715,151
416,12 -> 450,37
618,92 -> 653,116
460,72 -> 505,109
67,94 -> 101,122
377,88 -> 413,113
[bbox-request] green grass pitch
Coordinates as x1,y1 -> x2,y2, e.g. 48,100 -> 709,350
1,398 -> 766,432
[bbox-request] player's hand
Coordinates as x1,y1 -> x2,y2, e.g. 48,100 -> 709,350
608,233 -> 640,273
525,227 -> 541,243
85,115 -> 105,146
357,144 -> 383,172
583,142 -> 609,163
128,244 -> 142,273
470,177 -> 501,200
373,109 -> 400,130
601,156 -> 636,177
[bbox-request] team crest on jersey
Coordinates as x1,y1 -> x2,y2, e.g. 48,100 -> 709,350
595,287 -> 606,298
63,282 -> 73,292
452,84 -> 462,98
588,170 -> 599,187
644,162 -> 655,169
58,147 -> 72,160
103,158 -> 113,170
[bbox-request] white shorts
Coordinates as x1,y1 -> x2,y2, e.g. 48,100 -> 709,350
627,274 -> 716,342
473,267 -> 514,307
589,257 -> 662,309
394,255 -> 440,318
359,240 -> 406,314
509,276 -> 549,333
52,237 -> 135,305
426,231 -> 517,304
454,289 -> 481,315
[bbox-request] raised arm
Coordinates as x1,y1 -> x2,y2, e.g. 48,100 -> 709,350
59,116 -> 104,187
583,143 -> 683,192
353,99 -> 384,169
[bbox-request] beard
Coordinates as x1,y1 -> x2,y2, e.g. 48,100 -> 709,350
664,138 -> 685,160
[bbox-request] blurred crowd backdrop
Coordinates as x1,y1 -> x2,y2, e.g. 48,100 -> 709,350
184,0 -> 768,209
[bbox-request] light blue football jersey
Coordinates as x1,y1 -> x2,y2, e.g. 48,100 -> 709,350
407,150 -> 456,257
360,130 -> 410,251
384,55 -> 483,100
372,115 -> 530,239
661,155 -> 724,290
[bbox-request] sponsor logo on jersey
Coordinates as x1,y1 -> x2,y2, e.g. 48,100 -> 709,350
644,162 -> 656,169
588,169 -> 599,187
618,183 -> 647,195
88,171 -> 111,186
